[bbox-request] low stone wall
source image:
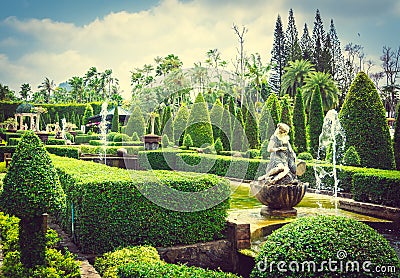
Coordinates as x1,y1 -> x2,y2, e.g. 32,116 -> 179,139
339,199 -> 400,221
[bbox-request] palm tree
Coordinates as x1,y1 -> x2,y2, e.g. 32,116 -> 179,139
38,77 -> 55,103
68,76 -> 84,103
19,83 -> 31,101
281,59 -> 315,97
245,53 -> 270,104
302,71 -> 339,112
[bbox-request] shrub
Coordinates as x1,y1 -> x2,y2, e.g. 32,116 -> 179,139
297,152 -> 313,161
244,97 -> 260,149
75,134 -> 99,144
0,131 -> 66,267
8,137 -> 21,146
47,138 -> 66,145
339,71 -> 395,169
131,132 -> 140,141
182,133 -> 193,150
113,133 -> 131,142
260,139 -> 269,160
265,93 -> 281,127
342,146 -> 361,166
173,104 -> 189,145
46,146 -> 80,159
94,246 -> 160,278
210,98 -> 224,142
292,88 -> 308,153
214,137 -> 224,154
220,104 -> 232,151
106,131 -> 119,142
251,215 -> 400,278
161,106 -> 174,142
245,149 -> 260,159
280,94 -> 294,143
185,93 -> 214,148
111,105 -> 119,132
51,155 -> 230,253
161,134 -> 170,148
231,107 -> 245,151
308,84 -> 324,157
125,106 -> 145,138
394,103 -> 400,170
82,104 -> 94,125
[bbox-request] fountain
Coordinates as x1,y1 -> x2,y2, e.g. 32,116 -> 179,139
250,123 -> 308,217
313,109 -> 346,197
98,101 -> 108,164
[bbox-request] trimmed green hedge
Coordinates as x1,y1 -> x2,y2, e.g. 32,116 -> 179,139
352,169 -> 400,207
51,155 -> 231,253
80,145 -> 143,156
138,149 -> 195,170
7,138 -> 21,146
46,146 -> 80,159
46,138 -> 66,145
89,140 -> 142,147
176,153 -> 268,181
118,260 -> 241,278
75,134 -> 100,144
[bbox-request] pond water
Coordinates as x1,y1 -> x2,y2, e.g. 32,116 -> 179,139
228,181 -> 400,257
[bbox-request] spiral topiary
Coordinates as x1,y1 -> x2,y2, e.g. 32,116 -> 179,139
251,215 -> 400,278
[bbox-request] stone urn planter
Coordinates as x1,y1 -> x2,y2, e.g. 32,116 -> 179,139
143,134 -> 162,150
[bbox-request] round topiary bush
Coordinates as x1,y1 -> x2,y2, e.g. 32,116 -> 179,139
297,152 -> 313,161
113,133 -> 131,142
251,215 -> 400,278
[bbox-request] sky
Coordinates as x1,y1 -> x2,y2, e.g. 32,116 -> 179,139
0,0 -> 399,100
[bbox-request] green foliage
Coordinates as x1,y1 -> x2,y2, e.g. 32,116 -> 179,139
231,108 -> 246,151
75,134 -> 99,144
118,260 -> 241,278
113,133 -> 131,142
94,246 -> 160,278
245,149 -> 260,159
292,88 -> 307,153
111,106 -> 119,132
131,132 -> 140,141
339,71 -> 395,170
161,106 -> 174,142
79,145 -> 142,156
265,93 -> 281,127
8,137 -> 21,146
210,98 -> 224,142
138,149 -> 193,170
342,146 -> 361,166
260,139 -> 269,160
394,103 -> 400,170
280,94 -> 294,143
82,104 -> 94,125
244,98 -> 260,149
352,169 -> 400,207
46,138 -> 66,145
220,105 -> 232,151
214,137 -> 224,154
106,131 -> 119,142
125,106 -> 146,138
308,84 -> 324,157
185,93 -> 214,147
297,152 -> 313,161
251,215 -> 400,278
0,131 -> 66,219
161,134 -> 170,148
52,155 -> 230,253
182,133 -> 193,150
46,146 -> 80,159
258,102 -> 275,144
173,104 -> 189,145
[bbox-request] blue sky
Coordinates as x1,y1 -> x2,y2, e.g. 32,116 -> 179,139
0,0 -> 399,99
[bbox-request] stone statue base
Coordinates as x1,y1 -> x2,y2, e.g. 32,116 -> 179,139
260,206 -> 297,217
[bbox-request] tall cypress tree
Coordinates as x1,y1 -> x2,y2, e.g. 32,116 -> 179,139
339,72 -> 395,169
269,15 -> 286,94
285,8 -> 302,64
111,105 -> 119,132
328,19 -> 344,82
300,23 -> 313,62
232,107 -> 246,151
162,106 -> 174,142
259,101 -> 273,143
394,103 -> 400,170
266,93 -> 281,127
308,85 -> 324,157
293,88 -> 308,153
312,9 -> 326,72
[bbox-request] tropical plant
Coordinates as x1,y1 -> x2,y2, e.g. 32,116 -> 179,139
38,77 -> 55,103
281,59 -> 314,97
302,71 -> 339,112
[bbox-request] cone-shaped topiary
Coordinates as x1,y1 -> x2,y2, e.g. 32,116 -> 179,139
339,72 -> 395,169
111,105 -> 119,132
280,94 -> 294,144
394,103 -> 400,170
308,84 -> 324,157
231,107 -> 246,151
161,106 -> 174,142
342,146 -> 361,166
293,88 -> 308,153
265,93 -> 281,127
82,104 -> 94,125
220,104 -> 232,151
251,215 -> 400,278
125,106 -> 146,138
244,97 -> 260,149
185,93 -> 214,147
182,133 -> 193,150
259,101 -> 276,144
173,103 -> 189,145
214,137 -> 224,154
210,98 -> 224,142
0,131 -> 66,268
